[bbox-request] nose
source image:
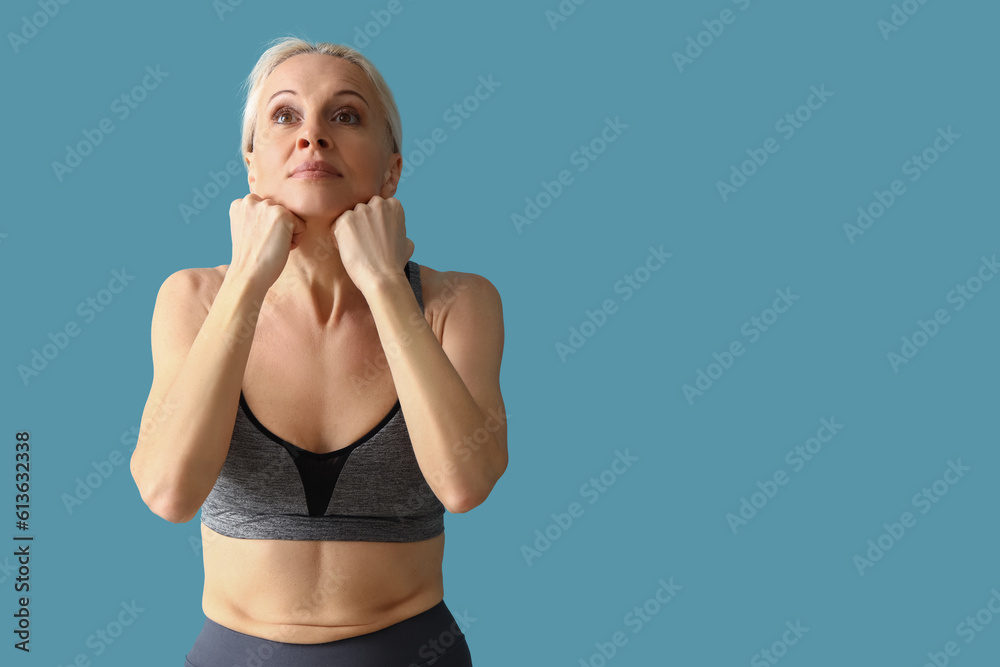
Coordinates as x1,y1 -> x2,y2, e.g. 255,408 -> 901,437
297,133 -> 328,150
296,118 -> 330,150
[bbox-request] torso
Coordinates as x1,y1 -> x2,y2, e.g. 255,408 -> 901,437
195,262 -> 450,644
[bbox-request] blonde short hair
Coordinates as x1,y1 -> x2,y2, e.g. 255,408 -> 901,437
239,36 -> 402,167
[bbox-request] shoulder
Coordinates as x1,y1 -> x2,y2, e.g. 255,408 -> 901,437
416,263 -> 503,344
417,263 -> 502,318
153,265 -> 230,316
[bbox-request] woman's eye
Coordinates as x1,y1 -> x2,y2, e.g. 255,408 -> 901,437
271,107 -> 359,125
334,109 -> 360,124
273,109 -> 295,124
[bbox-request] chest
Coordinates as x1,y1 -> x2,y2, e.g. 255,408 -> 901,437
240,316 -> 406,456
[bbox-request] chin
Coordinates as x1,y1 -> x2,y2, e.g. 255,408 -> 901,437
277,190 -> 355,222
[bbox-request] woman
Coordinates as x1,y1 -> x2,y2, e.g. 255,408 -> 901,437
130,36 -> 507,666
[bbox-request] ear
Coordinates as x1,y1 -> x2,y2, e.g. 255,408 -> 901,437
245,152 -> 256,194
379,152 -> 403,199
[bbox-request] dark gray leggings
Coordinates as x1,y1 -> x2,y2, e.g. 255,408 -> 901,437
183,600 -> 473,666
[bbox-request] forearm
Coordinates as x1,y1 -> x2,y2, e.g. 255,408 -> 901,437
365,276 -> 506,512
132,271 -> 266,522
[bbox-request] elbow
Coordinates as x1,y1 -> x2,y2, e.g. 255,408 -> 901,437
139,487 -> 195,524
445,495 -> 480,514
153,499 -> 197,524
131,459 -> 196,524
147,494 -> 198,524
447,457 -> 507,514
444,483 -> 493,514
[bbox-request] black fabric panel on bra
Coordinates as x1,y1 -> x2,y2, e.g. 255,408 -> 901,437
282,445 -> 355,517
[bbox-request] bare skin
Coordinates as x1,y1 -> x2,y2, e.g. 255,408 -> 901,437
193,261 -> 454,644
131,52 -> 506,645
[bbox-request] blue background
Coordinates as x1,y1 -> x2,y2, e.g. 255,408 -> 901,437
2,0 -> 998,665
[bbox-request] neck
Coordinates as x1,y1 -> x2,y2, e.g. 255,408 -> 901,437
267,216 -> 369,329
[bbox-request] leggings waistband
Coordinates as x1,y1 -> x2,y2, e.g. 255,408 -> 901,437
183,599 -> 472,667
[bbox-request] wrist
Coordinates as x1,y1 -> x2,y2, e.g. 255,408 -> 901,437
221,266 -> 271,304
361,270 -> 410,300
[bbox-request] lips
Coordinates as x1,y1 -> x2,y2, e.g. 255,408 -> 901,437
291,160 -> 342,177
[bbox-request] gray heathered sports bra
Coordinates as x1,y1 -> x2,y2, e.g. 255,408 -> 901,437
199,261 -> 446,542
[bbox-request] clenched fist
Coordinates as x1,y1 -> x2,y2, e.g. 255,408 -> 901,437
228,194 -> 307,291
329,196 -> 415,295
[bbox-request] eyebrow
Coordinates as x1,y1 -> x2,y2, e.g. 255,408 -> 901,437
266,89 -> 370,108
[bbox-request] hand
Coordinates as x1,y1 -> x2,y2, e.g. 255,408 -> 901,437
330,196 -> 415,295
228,194 -> 307,291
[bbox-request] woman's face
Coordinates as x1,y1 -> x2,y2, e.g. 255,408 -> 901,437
246,53 -> 401,221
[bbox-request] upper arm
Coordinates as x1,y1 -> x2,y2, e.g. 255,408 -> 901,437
134,269 -> 210,460
438,272 -> 507,470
